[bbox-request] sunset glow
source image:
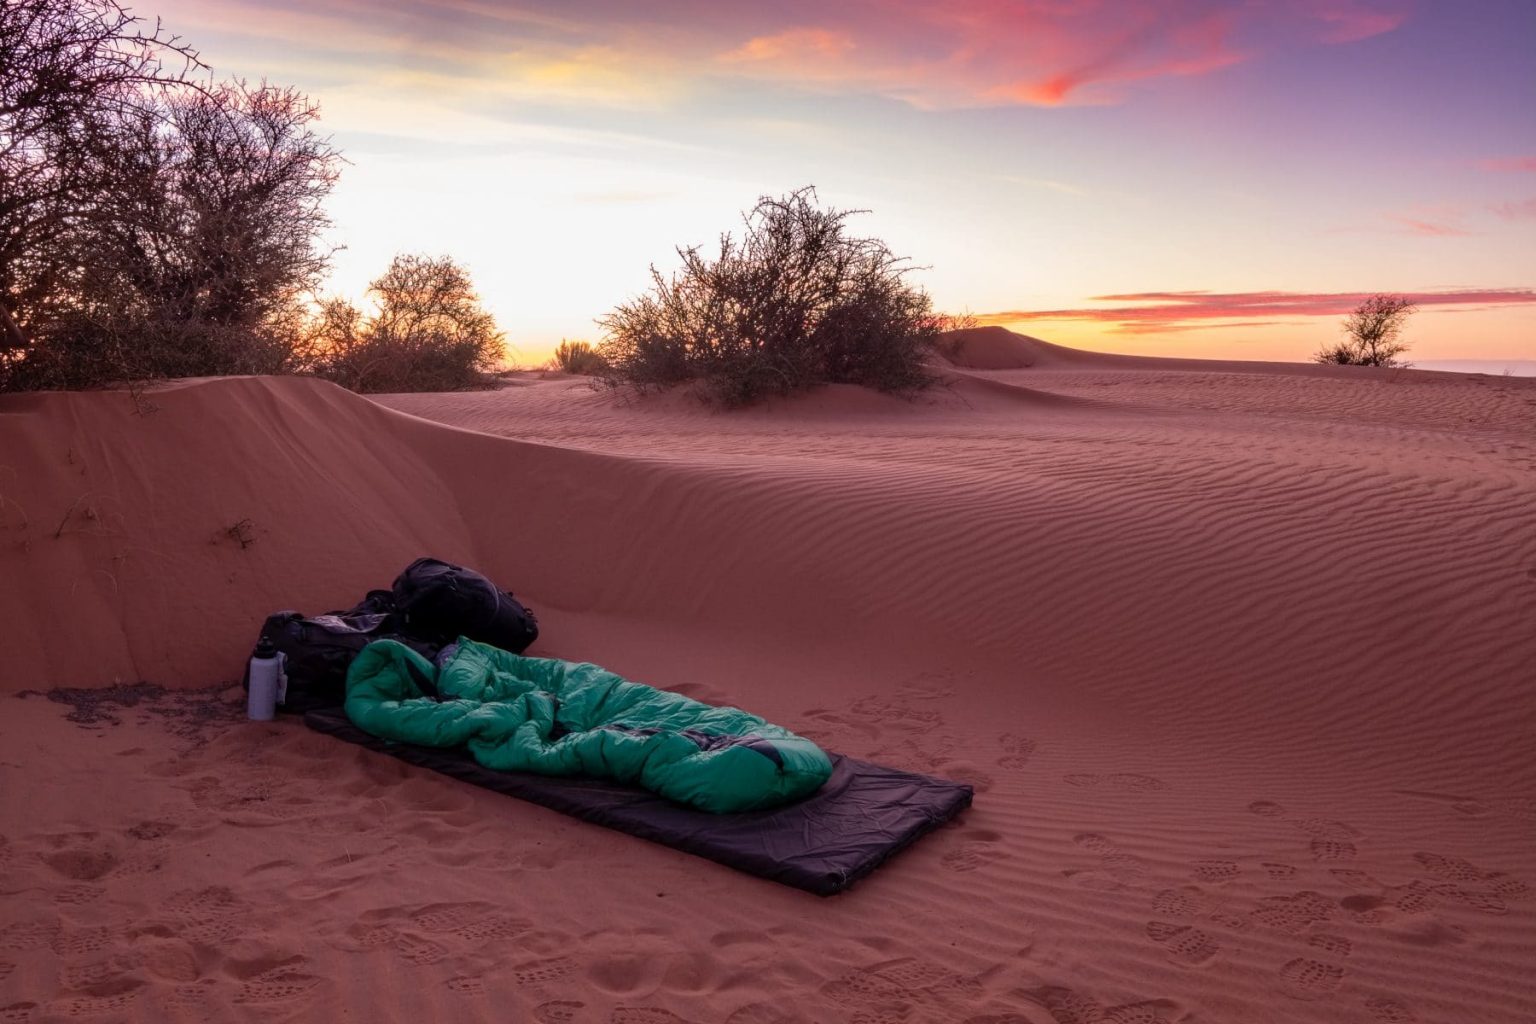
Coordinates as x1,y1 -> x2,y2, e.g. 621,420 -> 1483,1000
149,0 -> 1536,365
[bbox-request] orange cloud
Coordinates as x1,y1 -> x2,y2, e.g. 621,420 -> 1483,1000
723,27 -> 856,63
976,289 -> 1536,333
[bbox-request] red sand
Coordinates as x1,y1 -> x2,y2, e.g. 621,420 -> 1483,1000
1,328 -> 1533,1022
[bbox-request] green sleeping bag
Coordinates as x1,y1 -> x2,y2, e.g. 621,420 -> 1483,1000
344,638 -> 833,813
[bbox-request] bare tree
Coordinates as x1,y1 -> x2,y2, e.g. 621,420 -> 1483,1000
0,0 -> 204,355
313,255 -> 504,393
5,78 -> 341,388
598,186 -> 939,405
1316,294 -> 1416,367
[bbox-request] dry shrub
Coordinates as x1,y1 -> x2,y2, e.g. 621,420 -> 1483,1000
598,187 -> 941,406
550,340 -> 606,375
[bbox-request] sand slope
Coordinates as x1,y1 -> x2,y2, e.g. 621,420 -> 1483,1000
1,335 -> 1533,1023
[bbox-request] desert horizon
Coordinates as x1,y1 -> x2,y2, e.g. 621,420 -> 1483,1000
2,1 -> 1534,1022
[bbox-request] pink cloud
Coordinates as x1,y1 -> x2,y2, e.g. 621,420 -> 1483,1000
1308,2 -> 1409,43
1390,216 -> 1473,237
1492,198 -> 1536,221
155,0 -> 1421,111
697,1 -> 1415,108
991,11 -> 1248,106
1478,156 -> 1536,173
975,288 -> 1536,333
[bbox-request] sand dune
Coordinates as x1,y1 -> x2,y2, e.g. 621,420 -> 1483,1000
1,333 -> 1533,1022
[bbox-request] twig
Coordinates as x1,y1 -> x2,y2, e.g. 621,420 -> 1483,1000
54,493 -> 90,539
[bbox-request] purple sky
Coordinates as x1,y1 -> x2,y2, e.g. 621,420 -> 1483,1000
150,0 -> 1536,362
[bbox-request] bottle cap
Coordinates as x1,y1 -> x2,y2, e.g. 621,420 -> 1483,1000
253,635 -> 277,659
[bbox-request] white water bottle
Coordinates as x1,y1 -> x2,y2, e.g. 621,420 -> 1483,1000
247,637 -> 286,721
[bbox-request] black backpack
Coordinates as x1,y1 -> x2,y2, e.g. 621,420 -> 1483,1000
243,592 -> 441,714
390,557 -> 539,653
243,560 -> 539,714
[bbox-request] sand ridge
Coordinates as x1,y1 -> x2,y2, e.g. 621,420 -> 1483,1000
1,331 -> 1533,1022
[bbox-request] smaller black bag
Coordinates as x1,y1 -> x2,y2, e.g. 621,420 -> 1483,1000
243,593 -> 440,714
390,557 -> 539,653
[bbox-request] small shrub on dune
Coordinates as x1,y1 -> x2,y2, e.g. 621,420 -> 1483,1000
929,313 -> 981,364
1315,294 -> 1415,368
597,187 -> 941,406
550,340 -> 606,375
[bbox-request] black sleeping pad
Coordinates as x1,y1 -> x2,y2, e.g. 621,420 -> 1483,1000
303,706 -> 973,896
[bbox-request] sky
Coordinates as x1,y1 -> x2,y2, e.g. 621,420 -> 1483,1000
148,0 -> 1536,366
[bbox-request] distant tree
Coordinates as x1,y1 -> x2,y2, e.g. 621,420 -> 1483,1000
597,186 -> 940,406
313,254 -> 504,393
550,339 -> 606,375
1316,294 -> 1416,367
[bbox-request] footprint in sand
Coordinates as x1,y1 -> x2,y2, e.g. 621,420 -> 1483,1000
392,932 -> 450,966
1025,984 -> 1182,1024
1150,884 -> 1248,934
1414,852 -> 1529,898
534,1000 -> 586,1024
138,940 -> 201,984
996,733 -> 1036,771
1152,887 -> 1211,918
941,829 -> 1005,873
336,903 -> 532,971
49,925 -> 116,958
1248,801 -> 1368,865
896,674 -> 959,701
821,956 -> 980,1012
1364,996 -> 1420,1022
0,921 -> 59,953
50,884 -> 105,907
512,955 -> 579,987
1191,860 -> 1239,883
1249,891 -> 1337,934
45,978 -> 145,1018
1289,818 -> 1361,841
610,1009 -> 700,1024
1386,880 -> 1507,916
1065,773 -> 1168,793
229,954 -> 324,1006
1277,957 -> 1346,1000
1308,839 -> 1358,862
1308,934 -> 1352,958
162,886 -> 252,946
1065,833 -> 1148,891
724,1004 -> 802,1024
37,838 -> 119,883
1145,921 -> 1221,966
155,979 -> 218,1018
